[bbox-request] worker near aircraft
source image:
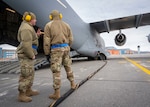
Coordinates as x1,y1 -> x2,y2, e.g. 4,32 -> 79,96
16,11 -> 41,102
43,10 -> 78,100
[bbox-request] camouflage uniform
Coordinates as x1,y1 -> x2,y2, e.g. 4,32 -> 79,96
17,19 -> 38,93
44,10 -> 76,92
18,58 -> 35,92
50,47 -> 74,89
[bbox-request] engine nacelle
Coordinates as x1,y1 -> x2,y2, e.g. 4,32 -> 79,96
115,33 -> 126,46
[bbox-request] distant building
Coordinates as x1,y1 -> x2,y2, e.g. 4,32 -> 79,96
106,46 -> 137,55
108,49 -> 120,55
106,47 -> 120,55
0,44 -> 17,60
0,48 -> 2,58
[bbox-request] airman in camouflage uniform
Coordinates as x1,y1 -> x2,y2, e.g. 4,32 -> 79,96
44,10 -> 78,100
17,11 -> 40,102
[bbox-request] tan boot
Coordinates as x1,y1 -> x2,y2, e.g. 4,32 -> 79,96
26,88 -> 39,96
49,89 -> 60,100
71,81 -> 79,89
18,92 -> 32,102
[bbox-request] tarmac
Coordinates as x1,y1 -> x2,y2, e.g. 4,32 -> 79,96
1,54 -> 150,107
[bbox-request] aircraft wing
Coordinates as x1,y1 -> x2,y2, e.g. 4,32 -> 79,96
90,13 -> 150,33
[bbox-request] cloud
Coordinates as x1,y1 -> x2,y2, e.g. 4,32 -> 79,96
67,0 -> 150,51
67,0 -> 150,22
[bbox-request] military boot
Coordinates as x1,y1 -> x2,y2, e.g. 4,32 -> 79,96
18,92 -> 32,102
71,81 -> 79,89
26,88 -> 39,96
49,89 -> 60,100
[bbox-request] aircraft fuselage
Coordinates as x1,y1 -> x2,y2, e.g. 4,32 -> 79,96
3,0 -> 108,59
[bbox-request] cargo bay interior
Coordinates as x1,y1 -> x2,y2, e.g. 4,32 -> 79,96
0,1 -> 44,53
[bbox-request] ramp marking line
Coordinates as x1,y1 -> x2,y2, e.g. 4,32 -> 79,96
125,57 -> 150,75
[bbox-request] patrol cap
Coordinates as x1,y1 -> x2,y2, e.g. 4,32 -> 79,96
22,11 -> 36,21
49,10 -> 63,20
50,10 -> 60,17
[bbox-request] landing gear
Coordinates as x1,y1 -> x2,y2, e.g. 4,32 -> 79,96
88,57 -> 95,60
97,53 -> 107,60
88,53 -> 107,61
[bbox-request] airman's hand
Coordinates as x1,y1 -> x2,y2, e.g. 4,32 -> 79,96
32,55 -> 35,60
36,28 -> 42,36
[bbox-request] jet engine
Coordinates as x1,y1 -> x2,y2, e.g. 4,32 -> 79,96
115,32 -> 126,46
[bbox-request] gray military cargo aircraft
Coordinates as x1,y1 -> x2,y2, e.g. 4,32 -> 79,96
2,0 -> 150,60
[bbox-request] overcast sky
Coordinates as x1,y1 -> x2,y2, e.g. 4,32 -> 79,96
66,0 -> 150,51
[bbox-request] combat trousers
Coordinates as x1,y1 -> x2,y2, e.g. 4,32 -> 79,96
50,47 -> 74,90
18,58 -> 34,93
